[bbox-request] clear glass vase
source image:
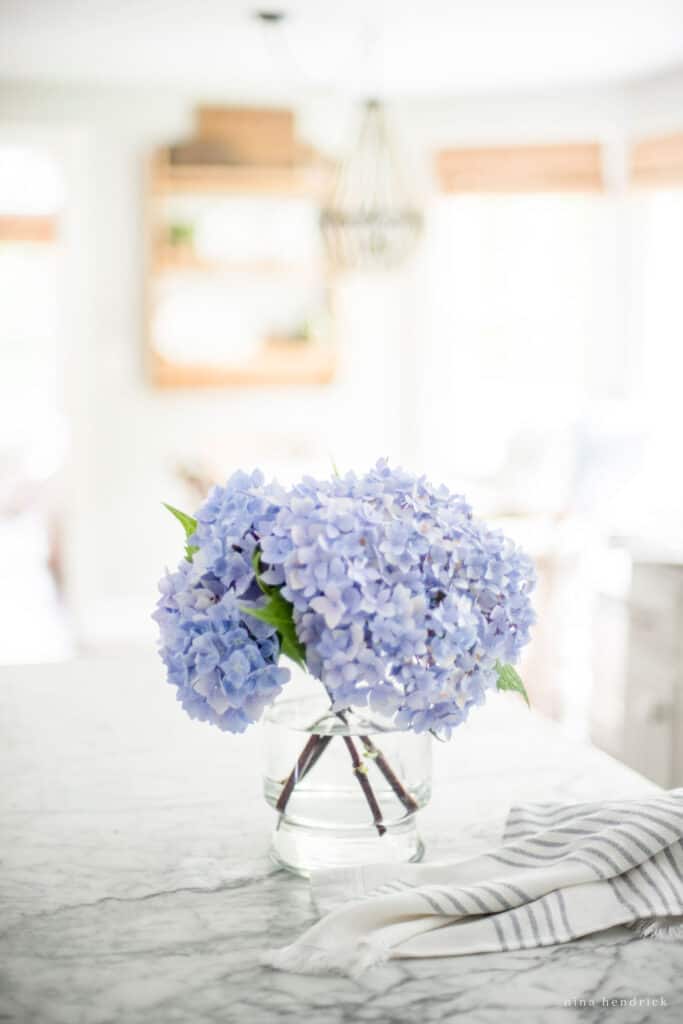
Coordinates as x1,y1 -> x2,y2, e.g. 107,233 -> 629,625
263,693 -> 432,876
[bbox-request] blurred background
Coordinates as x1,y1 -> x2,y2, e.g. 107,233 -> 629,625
1,0 -> 683,785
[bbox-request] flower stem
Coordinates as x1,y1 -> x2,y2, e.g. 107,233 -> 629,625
298,734 -> 332,782
274,712 -> 417,832
342,736 -> 386,836
358,735 -> 419,814
335,711 -> 419,815
275,733 -> 323,814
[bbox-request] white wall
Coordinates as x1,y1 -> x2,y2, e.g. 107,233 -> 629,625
0,73 -> 681,646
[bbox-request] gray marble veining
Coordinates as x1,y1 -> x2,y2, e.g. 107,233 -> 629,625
1,652 -> 681,1023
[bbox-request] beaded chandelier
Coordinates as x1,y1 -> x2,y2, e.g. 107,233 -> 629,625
320,99 -> 423,271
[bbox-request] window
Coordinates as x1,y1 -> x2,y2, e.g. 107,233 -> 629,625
0,143 -> 69,663
415,190 -> 615,512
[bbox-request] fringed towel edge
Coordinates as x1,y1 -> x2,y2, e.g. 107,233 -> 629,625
262,938 -> 391,976
628,916 -> 683,941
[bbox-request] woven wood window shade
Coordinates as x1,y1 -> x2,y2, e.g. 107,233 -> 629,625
0,215 -> 57,242
630,134 -> 683,187
436,143 -> 604,194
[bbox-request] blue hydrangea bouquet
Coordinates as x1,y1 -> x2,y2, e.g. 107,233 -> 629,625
154,460 -> 535,833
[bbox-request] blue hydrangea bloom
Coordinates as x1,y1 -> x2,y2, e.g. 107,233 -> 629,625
155,461 -> 536,739
153,471 -> 290,732
261,460 -> 536,739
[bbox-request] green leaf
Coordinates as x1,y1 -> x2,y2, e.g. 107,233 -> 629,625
242,546 -> 307,669
241,595 -> 307,668
163,503 -> 198,562
251,546 -> 273,596
163,503 -> 197,537
495,661 -> 531,708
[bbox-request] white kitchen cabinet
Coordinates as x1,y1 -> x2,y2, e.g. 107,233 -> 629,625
592,556 -> 683,787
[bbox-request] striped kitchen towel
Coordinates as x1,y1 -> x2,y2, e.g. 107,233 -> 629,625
265,790 -> 683,975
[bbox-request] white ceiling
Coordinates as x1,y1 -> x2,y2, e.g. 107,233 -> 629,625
1,0 -> 682,98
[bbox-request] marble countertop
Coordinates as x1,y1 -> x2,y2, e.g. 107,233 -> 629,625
1,652 -> 679,1024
